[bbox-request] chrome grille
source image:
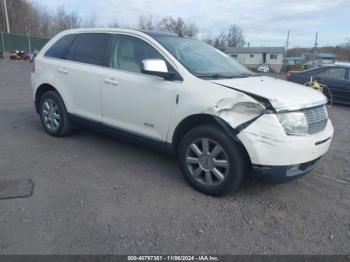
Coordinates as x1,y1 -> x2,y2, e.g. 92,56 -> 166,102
303,105 -> 328,134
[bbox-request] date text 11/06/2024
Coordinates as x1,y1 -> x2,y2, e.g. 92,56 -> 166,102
127,255 -> 220,261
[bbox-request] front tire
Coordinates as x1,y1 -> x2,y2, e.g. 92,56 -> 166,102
39,91 -> 73,137
178,125 -> 247,196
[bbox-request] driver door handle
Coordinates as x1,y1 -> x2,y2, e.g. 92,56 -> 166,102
104,78 -> 119,86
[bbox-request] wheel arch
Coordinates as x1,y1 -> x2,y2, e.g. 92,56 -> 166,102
171,114 -> 251,165
34,83 -> 61,113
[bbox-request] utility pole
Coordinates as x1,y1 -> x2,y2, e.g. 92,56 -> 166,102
1,32 -> 5,54
313,32 -> 318,63
314,32 -> 318,49
2,0 -> 10,33
285,30 -> 290,51
283,30 -> 290,72
27,33 -> 31,53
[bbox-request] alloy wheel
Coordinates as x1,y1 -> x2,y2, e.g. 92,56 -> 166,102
41,98 -> 61,132
185,138 -> 229,186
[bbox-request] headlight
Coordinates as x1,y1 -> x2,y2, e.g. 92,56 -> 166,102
277,111 -> 308,135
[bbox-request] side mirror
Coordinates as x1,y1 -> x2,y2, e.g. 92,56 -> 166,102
141,59 -> 175,80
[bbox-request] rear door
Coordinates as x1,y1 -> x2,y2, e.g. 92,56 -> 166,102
59,33 -> 111,121
40,34 -> 77,109
318,67 -> 350,104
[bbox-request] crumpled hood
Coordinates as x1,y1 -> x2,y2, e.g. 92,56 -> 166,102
211,76 -> 327,111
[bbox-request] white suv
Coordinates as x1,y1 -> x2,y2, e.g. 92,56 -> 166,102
31,28 -> 334,195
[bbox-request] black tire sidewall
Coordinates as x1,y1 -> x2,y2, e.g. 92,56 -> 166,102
178,124 -> 246,196
39,91 -> 68,137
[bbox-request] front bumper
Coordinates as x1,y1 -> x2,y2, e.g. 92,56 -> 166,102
252,156 -> 321,179
237,114 -> 334,167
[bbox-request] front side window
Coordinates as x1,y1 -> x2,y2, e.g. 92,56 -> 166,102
110,35 -> 167,74
65,33 -> 111,66
45,34 -> 76,59
319,67 -> 346,80
152,35 -> 253,78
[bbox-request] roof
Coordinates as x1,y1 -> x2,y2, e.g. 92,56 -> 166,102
335,61 -> 350,66
285,57 -> 304,60
140,30 -> 178,37
55,28 -> 178,38
303,63 -> 350,68
302,52 -> 336,58
226,47 -> 285,54
321,63 -> 350,68
318,52 -> 336,58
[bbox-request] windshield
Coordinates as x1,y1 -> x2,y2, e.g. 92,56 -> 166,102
153,35 -> 255,79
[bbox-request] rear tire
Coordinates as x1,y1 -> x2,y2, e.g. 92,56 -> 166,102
178,124 -> 247,196
39,91 -> 73,137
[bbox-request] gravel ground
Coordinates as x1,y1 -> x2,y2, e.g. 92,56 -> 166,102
0,59 -> 349,255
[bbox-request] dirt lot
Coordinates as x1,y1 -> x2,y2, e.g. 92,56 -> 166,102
0,59 -> 349,254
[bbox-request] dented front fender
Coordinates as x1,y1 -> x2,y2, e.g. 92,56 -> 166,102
204,95 -> 267,132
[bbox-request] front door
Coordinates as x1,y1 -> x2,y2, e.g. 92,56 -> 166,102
100,34 -> 178,142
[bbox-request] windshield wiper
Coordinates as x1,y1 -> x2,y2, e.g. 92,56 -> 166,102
234,72 -> 260,78
195,73 -> 238,79
195,73 -> 221,79
195,72 -> 256,79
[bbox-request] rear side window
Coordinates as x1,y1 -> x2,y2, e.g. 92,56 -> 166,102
319,67 -> 346,80
45,34 -> 76,59
65,33 -> 111,66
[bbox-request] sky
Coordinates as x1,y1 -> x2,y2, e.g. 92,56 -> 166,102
31,0 -> 350,48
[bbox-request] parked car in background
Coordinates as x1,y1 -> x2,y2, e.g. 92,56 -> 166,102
9,50 -> 30,60
31,28 -> 333,195
287,64 -> 350,105
257,64 -> 270,72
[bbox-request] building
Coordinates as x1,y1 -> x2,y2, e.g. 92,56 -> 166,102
284,56 -> 305,71
302,52 -> 337,69
285,56 -> 304,66
225,47 -> 285,73
302,52 -> 336,69
317,52 -> 337,63
302,52 -> 336,64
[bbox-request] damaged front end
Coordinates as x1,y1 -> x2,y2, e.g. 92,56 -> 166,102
204,87 -> 333,174
205,93 -> 274,135
199,78 -> 333,180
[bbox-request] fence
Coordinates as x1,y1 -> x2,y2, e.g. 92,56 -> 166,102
0,32 -> 50,54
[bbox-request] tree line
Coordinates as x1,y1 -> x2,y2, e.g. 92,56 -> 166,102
1,0 -> 349,58
287,40 -> 350,62
0,0 -> 245,51
0,0 -> 97,38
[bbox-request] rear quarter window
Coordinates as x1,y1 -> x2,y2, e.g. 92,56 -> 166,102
45,34 -> 76,59
64,33 -> 111,66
